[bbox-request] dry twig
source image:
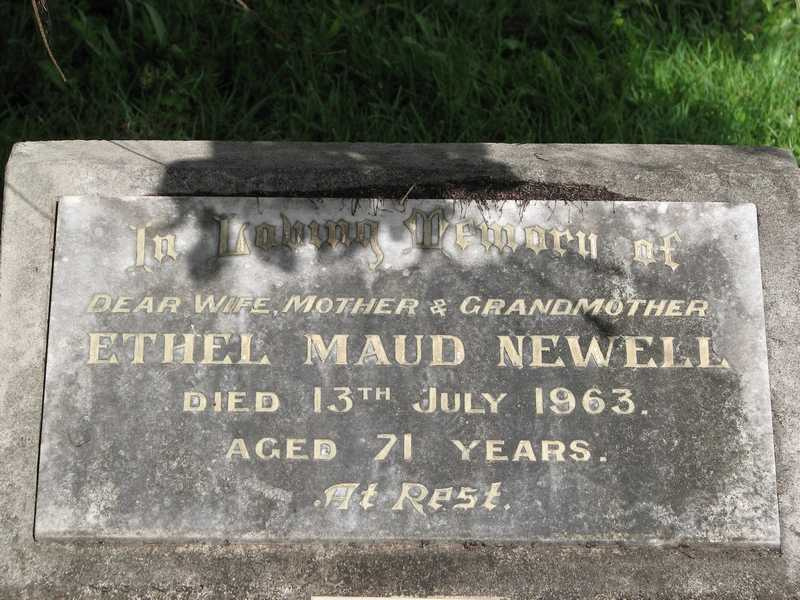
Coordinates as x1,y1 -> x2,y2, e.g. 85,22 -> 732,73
32,0 -> 66,82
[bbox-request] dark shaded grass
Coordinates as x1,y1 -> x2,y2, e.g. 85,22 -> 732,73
2,0 -> 798,185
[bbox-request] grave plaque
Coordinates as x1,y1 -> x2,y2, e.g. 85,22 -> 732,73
35,196 -> 778,544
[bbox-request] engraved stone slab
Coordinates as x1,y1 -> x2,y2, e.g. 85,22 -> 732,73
35,196 -> 778,544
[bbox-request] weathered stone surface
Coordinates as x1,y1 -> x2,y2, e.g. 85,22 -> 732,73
2,142 -> 799,598
35,195 -> 777,544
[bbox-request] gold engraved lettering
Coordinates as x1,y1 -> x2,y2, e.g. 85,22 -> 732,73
531,335 -> 565,367
305,334 -> 349,365
128,223 -> 179,271
479,222 -> 518,253
495,335 -> 726,369
427,487 -> 453,511
88,333 -> 118,364
326,220 -> 352,249
356,221 -> 384,269
130,224 -> 151,272
183,391 -> 206,411
697,336 -> 730,368
453,487 -> 478,510
634,231 -> 681,270
455,221 -> 472,250
226,438 -> 250,460
254,223 -> 277,251
121,333 -> 157,364
392,482 -> 428,514
623,336 -> 658,368
152,233 -> 177,263
202,333 -> 233,364
163,333 -> 196,364
324,483 -> 360,510
451,439 -> 480,461
661,231 -> 681,271
216,217 -> 251,256
255,438 -> 279,459
564,336 -> 617,367
633,238 -> 656,265
360,483 -> 379,510
255,392 -> 280,412
549,228 -> 573,256
483,482 -> 502,510
524,225 -> 548,254
575,231 -> 598,259
281,213 -> 305,249
403,208 -> 449,249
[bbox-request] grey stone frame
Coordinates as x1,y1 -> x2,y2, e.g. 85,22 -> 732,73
1,141 -> 798,598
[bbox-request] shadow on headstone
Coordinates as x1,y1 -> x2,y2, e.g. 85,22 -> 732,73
147,142 -> 533,283
144,142 -> 646,285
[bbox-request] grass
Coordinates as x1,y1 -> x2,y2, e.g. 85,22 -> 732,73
2,0 -> 799,182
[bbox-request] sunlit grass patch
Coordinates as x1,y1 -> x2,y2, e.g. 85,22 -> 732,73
1,0 -> 798,178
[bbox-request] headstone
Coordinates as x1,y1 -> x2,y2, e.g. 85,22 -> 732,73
35,195 -> 778,544
5,142 -> 799,597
